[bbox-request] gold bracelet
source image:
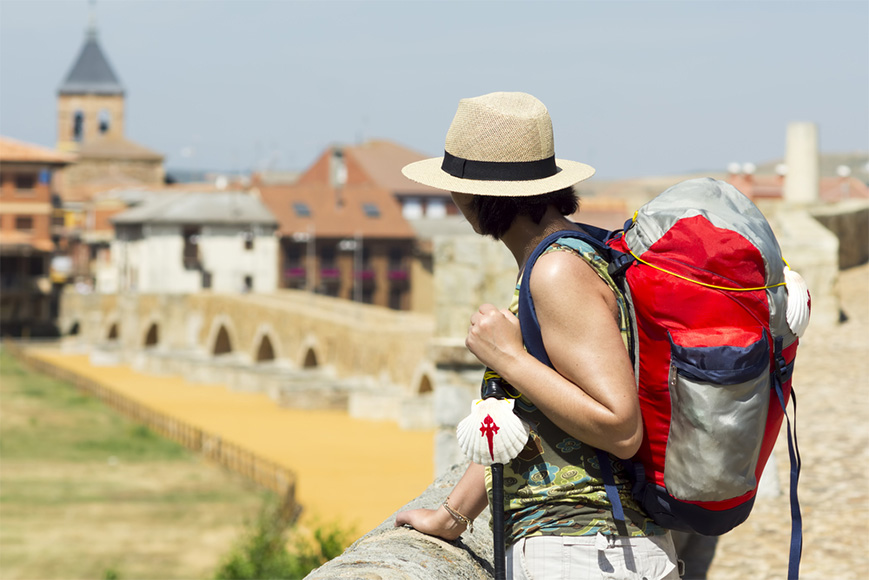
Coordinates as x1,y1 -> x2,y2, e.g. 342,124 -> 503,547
442,497 -> 474,533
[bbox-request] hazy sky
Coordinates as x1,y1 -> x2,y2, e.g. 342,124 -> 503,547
1,0 -> 867,179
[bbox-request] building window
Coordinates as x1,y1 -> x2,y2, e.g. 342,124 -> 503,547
389,285 -> 404,310
15,174 -> 36,192
293,202 -> 311,217
402,198 -> 423,220
73,111 -> 84,141
320,246 -> 336,269
15,216 -> 34,232
243,230 -> 254,250
362,203 -> 380,218
52,209 -> 65,227
427,199 -> 447,218
183,226 -> 201,270
284,243 -> 305,289
99,109 -> 111,134
29,255 -> 45,276
286,244 -> 302,268
243,275 -> 253,292
388,247 -> 403,270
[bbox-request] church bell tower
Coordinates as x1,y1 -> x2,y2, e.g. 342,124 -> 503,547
56,2 -> 125,152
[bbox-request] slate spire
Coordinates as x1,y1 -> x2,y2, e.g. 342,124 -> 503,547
58,1 -> 124,96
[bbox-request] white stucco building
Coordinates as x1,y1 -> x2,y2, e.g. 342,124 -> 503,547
97,191 -> 279,293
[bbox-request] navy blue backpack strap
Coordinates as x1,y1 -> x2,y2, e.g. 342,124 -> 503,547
517,225 -> 613,368
774,336 -> 803,579
517,224 -> 631,535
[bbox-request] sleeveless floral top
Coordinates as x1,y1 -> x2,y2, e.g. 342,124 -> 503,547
484,236 -> 665,546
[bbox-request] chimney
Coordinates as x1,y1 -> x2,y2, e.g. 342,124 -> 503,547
783,122 -> 820,205
330,147 -> 347,208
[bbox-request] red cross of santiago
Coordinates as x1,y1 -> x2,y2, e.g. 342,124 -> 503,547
480,414 -> 500,462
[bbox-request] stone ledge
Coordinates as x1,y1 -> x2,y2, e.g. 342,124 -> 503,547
305,463 -> 493,579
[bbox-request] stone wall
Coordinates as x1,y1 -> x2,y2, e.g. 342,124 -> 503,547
63,158 -> 164,188
770,208 -> 841,327
59,289 -> 436,426
811,200 -> 869,270
305,463 -> 493,580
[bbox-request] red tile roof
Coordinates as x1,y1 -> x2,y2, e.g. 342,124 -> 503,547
298,139 -> 450,198
257,181 -> 415,240
727,174 -> 869,202
0,136 -> 76,165
346,140 -> 449,196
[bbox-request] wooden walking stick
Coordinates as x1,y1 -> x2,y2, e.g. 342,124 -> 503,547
456,369 -> 530,580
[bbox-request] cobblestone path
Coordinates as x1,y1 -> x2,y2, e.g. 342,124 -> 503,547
707,264 -> 869,580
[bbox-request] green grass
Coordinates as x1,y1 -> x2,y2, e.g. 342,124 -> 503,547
0,347 -> 275,580
0,349 -> 188,462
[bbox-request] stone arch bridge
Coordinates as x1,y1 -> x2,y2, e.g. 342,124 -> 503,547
59,289 -> 439,428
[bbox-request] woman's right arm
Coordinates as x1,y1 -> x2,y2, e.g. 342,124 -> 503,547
394,462 -> 488,540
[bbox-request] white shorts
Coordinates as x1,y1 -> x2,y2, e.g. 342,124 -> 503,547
506,531 -> 680,580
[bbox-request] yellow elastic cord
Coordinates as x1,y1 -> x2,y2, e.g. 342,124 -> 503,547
627,248 -> 788,292
481,369 -> 522,399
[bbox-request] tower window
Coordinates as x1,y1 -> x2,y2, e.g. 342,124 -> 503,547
73,111 -> 84,141
99,109 -> 111,134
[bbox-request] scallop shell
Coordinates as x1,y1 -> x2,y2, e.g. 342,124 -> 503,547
784,266 -> 811,338
456,398 -> 530,465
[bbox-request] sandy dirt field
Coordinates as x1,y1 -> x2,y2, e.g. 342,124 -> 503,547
22,348 -> 435,539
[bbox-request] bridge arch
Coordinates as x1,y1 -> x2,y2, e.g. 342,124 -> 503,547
106,320 -> 120,341
213,326 -> 232,355
205,315 -> 240,358
298,334 -> 323,369
256,335 -> 275,362
250,324 -> 284,364
410,361 -> 436,396
143,322 -> 159,347
67,320 -> 80,336
417,374 -> 433,395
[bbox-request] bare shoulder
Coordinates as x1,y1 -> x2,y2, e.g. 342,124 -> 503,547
528,249 -> 617,318
529,249 -> 608,294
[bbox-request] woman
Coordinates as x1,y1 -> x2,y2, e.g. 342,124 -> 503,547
395,92 -> 679,580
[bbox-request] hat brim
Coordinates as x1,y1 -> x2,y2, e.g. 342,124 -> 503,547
402,157 -> 595,197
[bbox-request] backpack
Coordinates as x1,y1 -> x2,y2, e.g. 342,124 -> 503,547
517,178 -> 805,577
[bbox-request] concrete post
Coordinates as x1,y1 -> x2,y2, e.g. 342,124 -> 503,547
783,122 -> 820,205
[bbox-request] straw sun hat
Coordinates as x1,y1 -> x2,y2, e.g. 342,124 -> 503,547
402,92 -> 595,197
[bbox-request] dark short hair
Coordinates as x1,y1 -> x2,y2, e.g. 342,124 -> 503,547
469,187 -> 579,240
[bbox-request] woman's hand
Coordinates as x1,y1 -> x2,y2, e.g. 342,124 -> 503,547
394,506 -> 466,541
394,464 -> 488,541
466,303 -> 525,371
